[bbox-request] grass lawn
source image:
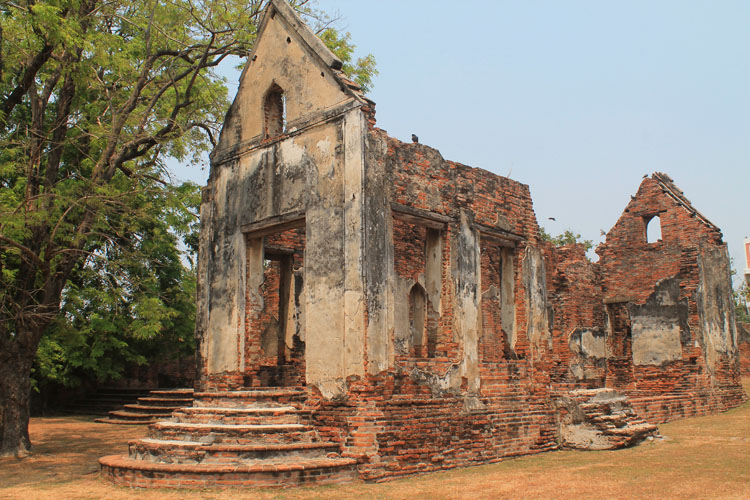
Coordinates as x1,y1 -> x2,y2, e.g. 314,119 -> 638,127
2,378 -> 748,500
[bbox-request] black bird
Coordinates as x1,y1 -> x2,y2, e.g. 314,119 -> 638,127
548,217 -> 556,221
411,134 -> 419,143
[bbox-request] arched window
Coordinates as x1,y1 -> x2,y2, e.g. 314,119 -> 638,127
645,214 -> 662,243
263,83 -> 285,138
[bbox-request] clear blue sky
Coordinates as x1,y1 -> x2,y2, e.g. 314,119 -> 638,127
173,0 -> 750,285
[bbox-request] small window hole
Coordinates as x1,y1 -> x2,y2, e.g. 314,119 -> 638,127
645,215 -> 662,243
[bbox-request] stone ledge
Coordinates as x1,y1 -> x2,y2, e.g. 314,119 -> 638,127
99,454 -> 357,473
131,439 -> 340,453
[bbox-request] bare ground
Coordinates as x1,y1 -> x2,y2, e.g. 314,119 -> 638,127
2,378 -> 749,500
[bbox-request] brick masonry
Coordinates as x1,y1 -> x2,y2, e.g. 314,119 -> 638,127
102,0 -> 749,488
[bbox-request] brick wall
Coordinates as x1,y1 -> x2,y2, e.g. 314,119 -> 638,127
309,366 -> 556,482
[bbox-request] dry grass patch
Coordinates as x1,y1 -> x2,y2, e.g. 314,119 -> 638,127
2,379 -> 749,500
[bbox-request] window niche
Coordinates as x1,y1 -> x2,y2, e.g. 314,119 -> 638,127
392,213 -> 444,358
408,283 -> 427,355
263,83 -> 286,139
479,237 -> 516,361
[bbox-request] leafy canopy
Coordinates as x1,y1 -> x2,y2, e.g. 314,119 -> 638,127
539,227 -> 594,253
0,0 -> 376,456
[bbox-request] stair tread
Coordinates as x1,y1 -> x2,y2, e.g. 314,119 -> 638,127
95,418 -> 158,425
136,438 -> 338,450
153,421 -> 309,431
125,404 -> 186,411
139,397 -> 194,402
100,454 -> 357,473
178,406 -> 297,413
110,410 -> 172,418
194,389 -> 305,397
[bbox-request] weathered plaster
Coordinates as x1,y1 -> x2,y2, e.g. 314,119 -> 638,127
628,278 -> 688,366
697,245 -> 738,374
214,7 -> 355,155
524,246 -> 551,358
454,211 -> 480,393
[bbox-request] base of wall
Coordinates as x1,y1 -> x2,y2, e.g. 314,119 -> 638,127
626,386 -> 749,424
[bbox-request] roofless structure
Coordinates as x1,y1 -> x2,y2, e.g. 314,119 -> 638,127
100,1 -> 746,487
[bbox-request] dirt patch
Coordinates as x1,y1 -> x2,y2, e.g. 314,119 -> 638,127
1,380 -> 749,500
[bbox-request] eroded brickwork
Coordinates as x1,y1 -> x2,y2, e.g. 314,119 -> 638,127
104,1 -> 747,488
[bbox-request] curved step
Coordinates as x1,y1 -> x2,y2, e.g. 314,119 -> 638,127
149,388 -> 195,396
149,421 -> 319,445
138,397 -> 194,407
192,389 -> 306,408
100,454 -> 358,488
129,438 -> 341,464
110,410 -> 173,420
95,417 -> 158,425
172,406 -> 304,425
124,403 -> 185,413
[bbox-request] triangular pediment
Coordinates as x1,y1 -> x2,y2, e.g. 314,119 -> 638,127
213,0 -> 364,161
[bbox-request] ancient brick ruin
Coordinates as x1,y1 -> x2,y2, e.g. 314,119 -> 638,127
100,0 -> 747,488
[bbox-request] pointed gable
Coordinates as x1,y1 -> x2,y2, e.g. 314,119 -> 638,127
213,0 -> 366,161
650,172 -> 721,235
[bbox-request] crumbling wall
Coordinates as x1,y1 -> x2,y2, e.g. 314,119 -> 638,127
592,174 -> 746,421
696,245 -> 739,377
310,368 -> 557,482
541,243 -> 606,388
382,136 -> 543,397
199,5 -> 747,479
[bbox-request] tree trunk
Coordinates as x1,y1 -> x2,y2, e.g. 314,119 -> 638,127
0,341 -> 34,458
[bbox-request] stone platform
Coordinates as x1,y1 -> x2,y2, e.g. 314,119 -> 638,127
99,387 -> 358,488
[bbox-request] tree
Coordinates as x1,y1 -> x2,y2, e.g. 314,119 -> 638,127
539,227 -> 594,253
735,282 -> 750,324
34,181 -> 199,395
318,28 -> 377,93
0,0 -> 376,457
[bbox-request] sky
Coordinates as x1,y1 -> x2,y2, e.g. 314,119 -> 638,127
172,0 -> 750,286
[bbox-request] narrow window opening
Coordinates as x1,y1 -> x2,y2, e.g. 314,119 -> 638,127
645,215 -> 662,243
263,83 -> 285,139
408,284 -> 426,356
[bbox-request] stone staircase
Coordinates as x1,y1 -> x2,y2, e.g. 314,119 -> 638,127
554,388 -> 659,450
95,388 -> 195,425
61,387 -> 154,416
99,387 -> 359,488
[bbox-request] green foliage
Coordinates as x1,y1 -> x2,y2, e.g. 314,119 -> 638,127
319,28 -> 378,93
735,282 -> 750,323
33,183 -> 199,389
539,227 -> 594,253
0,0 -> 376,453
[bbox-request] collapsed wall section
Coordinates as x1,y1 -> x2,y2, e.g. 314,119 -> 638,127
593,174 -> 746,422
542,243 -> 607,389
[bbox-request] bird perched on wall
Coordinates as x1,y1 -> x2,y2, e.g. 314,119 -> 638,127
411,134 -> 419,143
